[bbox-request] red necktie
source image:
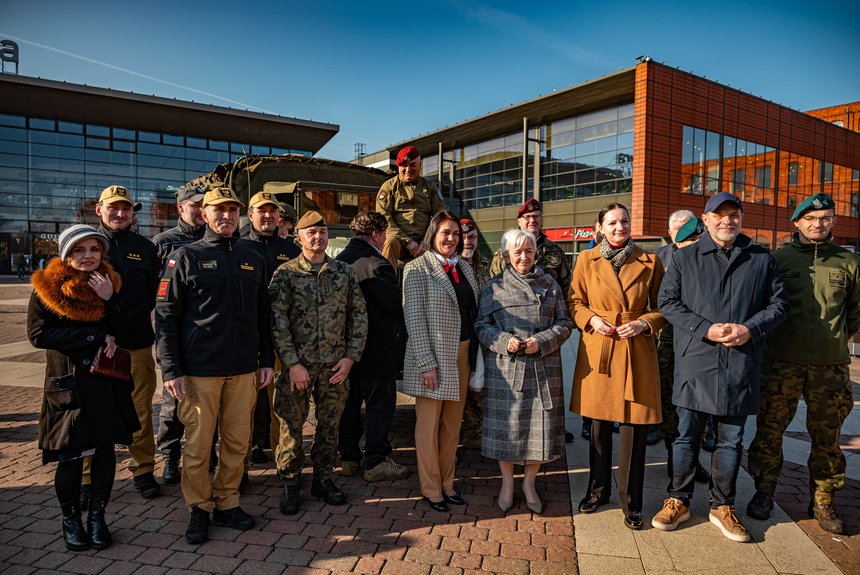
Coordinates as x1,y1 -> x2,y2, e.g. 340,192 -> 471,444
444,261 -> 460,284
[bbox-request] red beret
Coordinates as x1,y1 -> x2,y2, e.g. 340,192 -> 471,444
517,198 -> 541,218
396,145 -> 420,166
460,219 -> 477,234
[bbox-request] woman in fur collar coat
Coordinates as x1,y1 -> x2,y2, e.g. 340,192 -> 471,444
28,224 -> 139,552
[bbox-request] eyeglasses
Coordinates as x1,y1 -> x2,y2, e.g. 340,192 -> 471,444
520,214 -> 542,221
801,215 -> 834,224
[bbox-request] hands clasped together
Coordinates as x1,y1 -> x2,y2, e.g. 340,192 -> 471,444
589,316 -> 646,339
706,322 -> 751,347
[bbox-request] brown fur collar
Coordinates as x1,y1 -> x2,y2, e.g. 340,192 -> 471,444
31,258 -> 122,322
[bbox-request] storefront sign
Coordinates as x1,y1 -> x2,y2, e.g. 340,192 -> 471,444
543,227 -> 595,242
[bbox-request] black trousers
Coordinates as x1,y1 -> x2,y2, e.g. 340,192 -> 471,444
585,419 -> 648,515
337,375 -> 396,470
156,387 -> 184,457
55,446 -> 115,506
252,387 -> 273,448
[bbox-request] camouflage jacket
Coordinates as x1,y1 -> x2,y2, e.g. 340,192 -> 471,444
490,233 -> 571,296
375,175 -> 446,247
464,254 -> 492,289
269,254 -> 368,368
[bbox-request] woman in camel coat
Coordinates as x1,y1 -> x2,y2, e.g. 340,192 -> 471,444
569,203 -> 666,530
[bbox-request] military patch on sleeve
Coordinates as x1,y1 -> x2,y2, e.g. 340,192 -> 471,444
199,260 -> 217,271
167,259 -> 176,268
377,191 -> 387,201
157,279 -> 170,301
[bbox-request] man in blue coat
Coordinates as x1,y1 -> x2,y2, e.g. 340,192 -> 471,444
653,192 -> 789,543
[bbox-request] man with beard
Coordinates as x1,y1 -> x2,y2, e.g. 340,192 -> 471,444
655,192 -> 788,542
376,145 -> 446,269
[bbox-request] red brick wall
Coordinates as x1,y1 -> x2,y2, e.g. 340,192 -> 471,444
634,61 -> 860,246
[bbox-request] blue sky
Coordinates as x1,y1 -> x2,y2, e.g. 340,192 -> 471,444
2,1 -> 858,162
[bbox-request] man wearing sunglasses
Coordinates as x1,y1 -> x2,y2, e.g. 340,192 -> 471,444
747,193 -> 860,534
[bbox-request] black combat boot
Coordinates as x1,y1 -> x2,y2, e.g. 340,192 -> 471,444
311,477 -> 346,506
60,502 -> 90,552
280,484 -> 301,515
87,495 -> 112,549
162,451 -> 181,484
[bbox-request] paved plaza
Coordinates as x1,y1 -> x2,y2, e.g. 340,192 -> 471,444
0,277 -> 857,574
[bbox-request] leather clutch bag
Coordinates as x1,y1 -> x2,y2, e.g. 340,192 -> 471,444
90,346 -> 132,381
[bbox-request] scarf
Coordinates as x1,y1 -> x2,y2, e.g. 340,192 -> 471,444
433,252 -> 460,284
600,237 -> 635,274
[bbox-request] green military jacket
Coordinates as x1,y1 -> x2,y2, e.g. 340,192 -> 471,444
376,175 -> 446,247
766,233 -> 860,366
269,254 -> 368,368
490,233 -> 572,296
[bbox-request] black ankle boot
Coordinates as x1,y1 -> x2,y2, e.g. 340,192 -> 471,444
87,496 -> 112,549
60,502 -> 90,552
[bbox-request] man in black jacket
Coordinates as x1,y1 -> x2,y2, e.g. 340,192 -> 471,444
336,211 -> 409,482
151,185 -> 206,484
156,187 -> 275,545
237,192 -> 301,467
95,185 -> 161,500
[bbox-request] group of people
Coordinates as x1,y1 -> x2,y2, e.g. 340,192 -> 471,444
28,142 -> 857,554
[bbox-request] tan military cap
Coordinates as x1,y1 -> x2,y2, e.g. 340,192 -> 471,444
278,202 -> 298,224
296,210 -> 326,230
99,185 -> 134,205
203,187 -> 245,207
248,191 -> 280,210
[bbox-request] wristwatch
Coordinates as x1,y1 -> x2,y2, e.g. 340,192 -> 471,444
639,319 -> 650,334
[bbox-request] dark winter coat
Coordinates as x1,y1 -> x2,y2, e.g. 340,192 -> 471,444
336,237 -> 406,380
28,259 -> 140,451
98,224 -> 159,350
657,233 -> 789,416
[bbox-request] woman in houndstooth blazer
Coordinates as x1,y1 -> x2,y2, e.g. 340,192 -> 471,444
402,211 -> 480,513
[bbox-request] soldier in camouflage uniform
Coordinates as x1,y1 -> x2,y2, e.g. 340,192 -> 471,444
459,218 -> 491,445
376,145 -> 447,269
747,193 -> 860,534
489,199 -> 571,296
269,211 -> 368,515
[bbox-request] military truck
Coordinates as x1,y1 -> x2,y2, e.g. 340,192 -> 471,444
186,153 -> 391,251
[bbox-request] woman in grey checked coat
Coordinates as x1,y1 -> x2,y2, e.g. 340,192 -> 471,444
402,211 -> 480,513
475,229 -> 573,514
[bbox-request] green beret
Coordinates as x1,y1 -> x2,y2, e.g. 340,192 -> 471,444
296,210 -> 326,230
675,217 -> 705,243
791,193 -> 835,221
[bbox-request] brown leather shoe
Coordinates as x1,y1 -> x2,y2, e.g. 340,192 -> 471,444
809,501 -> 844,534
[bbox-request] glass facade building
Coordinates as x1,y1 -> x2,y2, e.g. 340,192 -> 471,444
366,61 -> 860,258
0,74 -> 338,273
420,104 -> 634,215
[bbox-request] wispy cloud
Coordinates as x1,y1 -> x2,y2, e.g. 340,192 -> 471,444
447,2 -> 613,69
0,32 -> 274,114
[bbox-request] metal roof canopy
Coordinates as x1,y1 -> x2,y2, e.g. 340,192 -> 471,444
0,74 -> 339,154
388,67 -> 636,154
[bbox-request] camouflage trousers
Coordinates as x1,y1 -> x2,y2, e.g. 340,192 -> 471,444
657,338 -> 678,440
273,363 -> 349,485
461,388 -> 484,444
747,357 -> 853,503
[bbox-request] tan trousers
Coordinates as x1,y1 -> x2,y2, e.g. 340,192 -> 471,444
127,346 -> 157,476
381,234 -> 403,270
414,340 -> 470,500
178,372 -> 256,512
245,359 -> 281,471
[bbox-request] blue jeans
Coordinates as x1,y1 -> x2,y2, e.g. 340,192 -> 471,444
670,407 -> 746,508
